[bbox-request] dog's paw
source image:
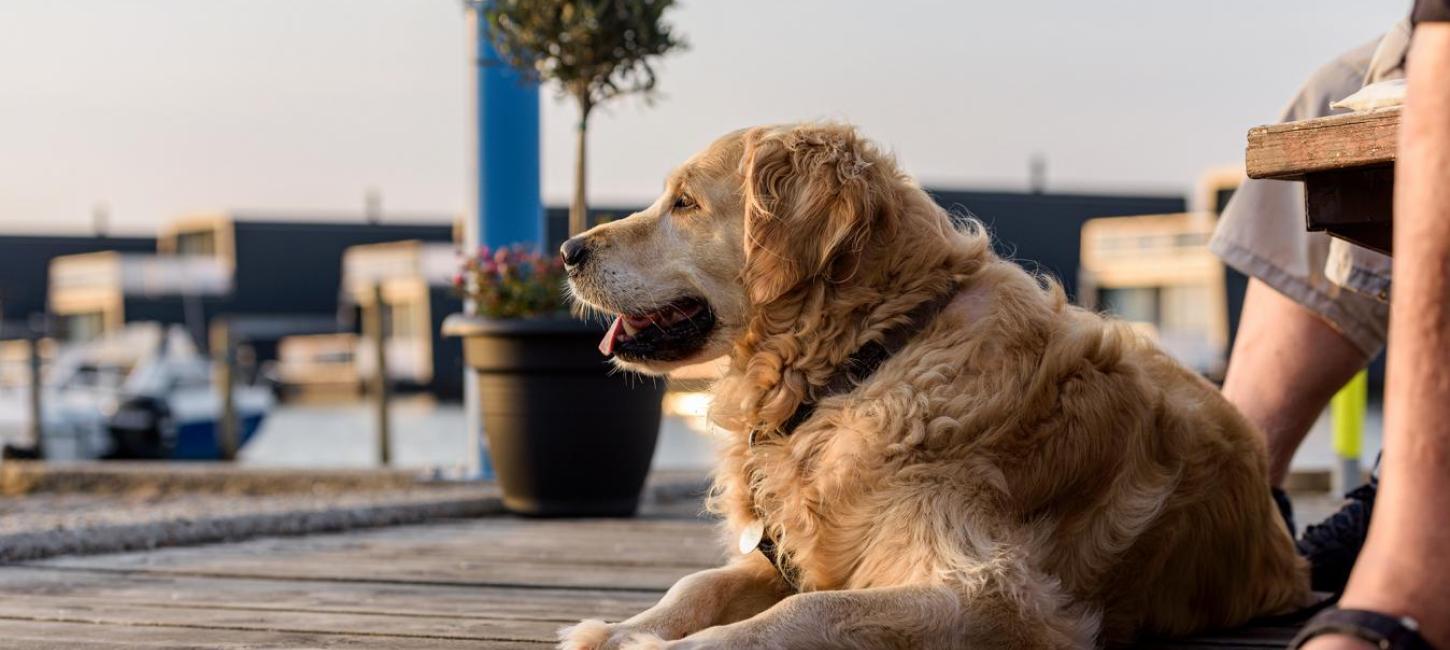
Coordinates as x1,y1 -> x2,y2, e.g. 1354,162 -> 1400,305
558,619 -> 614,650
618,632 -> 669,650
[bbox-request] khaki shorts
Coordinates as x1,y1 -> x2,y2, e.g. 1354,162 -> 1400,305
1209,21 -> 1407,357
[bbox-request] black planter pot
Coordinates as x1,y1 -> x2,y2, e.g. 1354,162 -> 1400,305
443,314 -> 665,517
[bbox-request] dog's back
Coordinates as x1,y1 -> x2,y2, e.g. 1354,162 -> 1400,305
1077,319 -> 1311,641
921,260 -> 1312,641
927,260 -> 1312,641
712,251 -> 1311,644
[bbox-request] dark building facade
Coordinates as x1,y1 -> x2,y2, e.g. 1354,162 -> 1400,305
160,214 -> 456,318
44,214 -> 458,363
160,214 -> 457,362
340,241 -> 464,401
0,233 -> 154,338
927,190 -> 1186,300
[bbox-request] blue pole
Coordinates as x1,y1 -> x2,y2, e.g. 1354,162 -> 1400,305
462,6 -> 542,481
475,10 -> 543,251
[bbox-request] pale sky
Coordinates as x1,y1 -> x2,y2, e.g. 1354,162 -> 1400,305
0,0 -> 1410,235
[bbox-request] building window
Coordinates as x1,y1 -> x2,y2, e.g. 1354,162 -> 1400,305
174,230 -> 217,257
61,311 -> 108,342
386,299 -> 420,339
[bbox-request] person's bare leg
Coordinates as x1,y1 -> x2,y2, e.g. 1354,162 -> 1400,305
1312,23 -> 1450,650
1221,279 -> 1370,486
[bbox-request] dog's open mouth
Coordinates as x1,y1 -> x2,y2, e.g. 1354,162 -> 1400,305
599,297 -> 716,363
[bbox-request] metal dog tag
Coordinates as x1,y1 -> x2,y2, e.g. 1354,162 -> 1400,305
738,519 -> 765,555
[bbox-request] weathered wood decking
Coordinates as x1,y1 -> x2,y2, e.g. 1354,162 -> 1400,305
0,503 -> 1307,648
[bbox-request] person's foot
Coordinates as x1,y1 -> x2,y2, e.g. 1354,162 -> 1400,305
1297,481 -> 1378,593
0,443 -> 40,460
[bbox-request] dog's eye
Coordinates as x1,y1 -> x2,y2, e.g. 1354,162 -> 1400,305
672,194 -> 697,212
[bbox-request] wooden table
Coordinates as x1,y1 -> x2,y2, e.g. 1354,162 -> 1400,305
0,502 -> 1311,648
1246,106 -> 1400,254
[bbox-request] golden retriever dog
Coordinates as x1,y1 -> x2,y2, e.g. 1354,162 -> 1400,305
559,123 -> 1309,649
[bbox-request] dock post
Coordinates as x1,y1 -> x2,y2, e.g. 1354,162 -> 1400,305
25,329 -> 44,457
367,284 -> 392,466
1331,369 -> 1368,493
461,3 -> 542,480
212,320 -> 238,461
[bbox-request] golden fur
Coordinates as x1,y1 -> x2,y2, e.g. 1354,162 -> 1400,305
561,124 -> 1310,649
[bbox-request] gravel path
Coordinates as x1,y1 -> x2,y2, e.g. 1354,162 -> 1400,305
0,463 -> 710,563
0,485 -> 502,562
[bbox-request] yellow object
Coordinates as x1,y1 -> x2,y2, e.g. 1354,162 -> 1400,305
1332,369 -> 1368,460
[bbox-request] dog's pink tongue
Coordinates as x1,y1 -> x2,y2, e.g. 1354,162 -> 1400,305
599,317 -> 623,356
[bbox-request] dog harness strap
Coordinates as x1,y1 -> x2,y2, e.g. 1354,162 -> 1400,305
746,283 -> 961,588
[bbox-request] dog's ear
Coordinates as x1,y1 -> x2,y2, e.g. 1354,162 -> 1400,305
740,124 -> 887,305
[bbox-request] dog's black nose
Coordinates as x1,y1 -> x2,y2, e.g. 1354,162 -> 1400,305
560,237 -> 590,269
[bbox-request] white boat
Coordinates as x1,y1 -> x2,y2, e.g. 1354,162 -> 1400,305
2,323 -> 273,460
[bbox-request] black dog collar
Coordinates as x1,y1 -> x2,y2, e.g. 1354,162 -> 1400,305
748,283 -> 962,447
744,283 -> 961,588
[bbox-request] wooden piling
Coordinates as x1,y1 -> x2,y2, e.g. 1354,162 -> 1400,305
25,334 -> 44,456
366,284 -> 392,466
211,320 -> 238,461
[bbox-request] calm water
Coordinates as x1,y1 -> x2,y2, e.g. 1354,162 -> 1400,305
2,387 -> 1378,481
239,394 -> 719,473
240,393 -> 1381,477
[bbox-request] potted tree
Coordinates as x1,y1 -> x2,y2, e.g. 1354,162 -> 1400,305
445,247 -> 665,516
483,0 -> 686,235
445,1 -> 686,516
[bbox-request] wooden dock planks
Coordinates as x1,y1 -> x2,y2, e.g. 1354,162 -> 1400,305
0,510 -> 1307,647
0,516 -> 712,647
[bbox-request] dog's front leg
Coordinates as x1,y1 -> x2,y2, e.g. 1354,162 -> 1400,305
558,553 -> 792,650
636,578 -> 1098,650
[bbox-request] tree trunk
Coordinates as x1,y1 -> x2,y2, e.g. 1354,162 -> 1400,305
570,101 -> 591,237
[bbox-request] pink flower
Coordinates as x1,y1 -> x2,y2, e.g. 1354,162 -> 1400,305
455,243 -> 567,317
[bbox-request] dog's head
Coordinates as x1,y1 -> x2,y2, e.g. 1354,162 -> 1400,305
564,123 -> 900,375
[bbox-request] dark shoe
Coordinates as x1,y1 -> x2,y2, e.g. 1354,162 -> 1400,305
1272,486 -> 1297,537
1,443 -> 40,460
1296,481 -> 1378,593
